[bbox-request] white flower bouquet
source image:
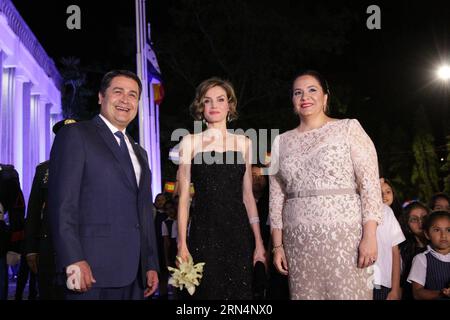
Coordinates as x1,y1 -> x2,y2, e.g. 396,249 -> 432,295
167,256 -> 205,295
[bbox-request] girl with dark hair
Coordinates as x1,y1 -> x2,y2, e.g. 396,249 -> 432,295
407,211 -> 450,299
429,192 -> 450,212
398,201 -> 429,299
380,178 -> 403,219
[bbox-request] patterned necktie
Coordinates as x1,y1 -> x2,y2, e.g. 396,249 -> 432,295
114,131 -> 137,186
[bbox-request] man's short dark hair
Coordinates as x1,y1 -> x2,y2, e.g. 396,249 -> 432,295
99,70 -> 142,98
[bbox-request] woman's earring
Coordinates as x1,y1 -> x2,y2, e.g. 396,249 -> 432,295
227,113 -> 231,122
202,118 -> 207,126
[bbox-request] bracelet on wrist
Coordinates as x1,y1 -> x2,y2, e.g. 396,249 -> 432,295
249,216 -> 260,224
272,244 -> 284,253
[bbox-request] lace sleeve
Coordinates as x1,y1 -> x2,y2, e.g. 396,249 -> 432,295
348,119 -> 383,225
269,135 -> 285,230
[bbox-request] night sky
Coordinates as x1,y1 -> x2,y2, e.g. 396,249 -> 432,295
9,0 -> 450,196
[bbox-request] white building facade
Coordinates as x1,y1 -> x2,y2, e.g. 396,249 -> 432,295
0,0 -> 62,202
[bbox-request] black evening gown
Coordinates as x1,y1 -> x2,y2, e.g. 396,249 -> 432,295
188,151 -> 253,300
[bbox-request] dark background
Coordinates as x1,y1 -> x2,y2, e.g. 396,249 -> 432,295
10,0 -> 450,201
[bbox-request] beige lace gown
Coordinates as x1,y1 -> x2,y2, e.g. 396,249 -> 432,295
269,119 -> 383,300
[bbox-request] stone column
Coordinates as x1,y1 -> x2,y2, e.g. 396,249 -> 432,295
44,102 -> 52,160
36,96 -> 47,163
22,93 -> 40,202
12,73 -> 27,183
0,67 -> 15,165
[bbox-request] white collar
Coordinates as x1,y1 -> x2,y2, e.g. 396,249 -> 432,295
99,114 -> 127,137
425,245 -> 450,261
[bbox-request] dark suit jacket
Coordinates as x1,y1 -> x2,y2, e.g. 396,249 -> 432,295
48,115 -> 159,288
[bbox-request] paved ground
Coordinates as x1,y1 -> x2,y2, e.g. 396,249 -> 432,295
6,270 -> 35,300
6,275 -> 178,300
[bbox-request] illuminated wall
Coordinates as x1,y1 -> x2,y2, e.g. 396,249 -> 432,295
0,0 -> 62,203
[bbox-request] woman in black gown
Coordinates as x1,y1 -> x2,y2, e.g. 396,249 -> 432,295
176,77 -> 266,300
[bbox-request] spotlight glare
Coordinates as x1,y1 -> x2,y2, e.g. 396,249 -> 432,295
437,65 -> 450,80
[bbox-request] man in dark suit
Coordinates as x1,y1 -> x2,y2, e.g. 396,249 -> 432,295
24,119 -> 77,300
48,70 -> 159,300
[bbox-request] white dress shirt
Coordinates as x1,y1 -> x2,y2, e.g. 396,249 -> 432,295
374,205 -> 406,288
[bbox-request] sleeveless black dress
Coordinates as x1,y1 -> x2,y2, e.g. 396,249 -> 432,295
188,151 -> 253,300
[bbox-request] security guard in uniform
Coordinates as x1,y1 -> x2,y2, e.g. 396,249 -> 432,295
24,119 -> 77,300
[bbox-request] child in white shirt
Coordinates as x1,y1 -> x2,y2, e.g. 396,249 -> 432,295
373,204 -> 405,299
407,211 -> 450,299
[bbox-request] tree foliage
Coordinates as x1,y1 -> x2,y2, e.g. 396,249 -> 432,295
153,0 -> 359,181
59,57 -> 96,120
411,106 -> 440,202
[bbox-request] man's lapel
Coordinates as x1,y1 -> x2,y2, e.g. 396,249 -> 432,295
93,115 -> 137,190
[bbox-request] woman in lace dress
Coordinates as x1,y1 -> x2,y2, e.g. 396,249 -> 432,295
269,70 -> 383,299
176,78 -> 266,299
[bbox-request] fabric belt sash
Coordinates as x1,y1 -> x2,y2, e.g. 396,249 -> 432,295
287,188 -> 357,200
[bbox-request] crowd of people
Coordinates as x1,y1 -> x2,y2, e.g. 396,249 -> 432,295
0,69 -> 448,300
